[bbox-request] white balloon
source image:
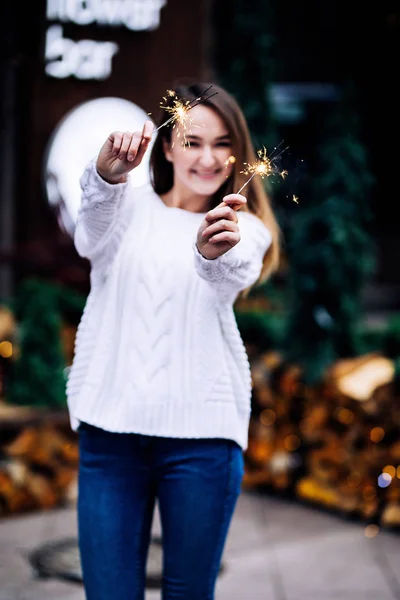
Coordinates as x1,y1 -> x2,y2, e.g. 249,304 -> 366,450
44,96 -> 154,237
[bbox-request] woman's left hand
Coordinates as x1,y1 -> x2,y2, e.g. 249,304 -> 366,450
196,194 -> 247,260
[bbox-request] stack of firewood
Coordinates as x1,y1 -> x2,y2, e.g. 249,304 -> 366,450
0,303 -> 80,517
0,407 -> 78,516
244,351 -> 400,528
244,351 -> 304,492
1,335 -> 399,531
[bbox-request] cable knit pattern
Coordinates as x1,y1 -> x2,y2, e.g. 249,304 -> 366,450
74,160 -> 134,284
129,245 -> 174,392
67,161 -> 272,450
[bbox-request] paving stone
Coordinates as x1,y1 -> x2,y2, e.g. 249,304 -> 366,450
1,491 -> 400,600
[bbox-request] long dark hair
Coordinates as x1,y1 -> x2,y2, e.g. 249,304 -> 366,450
150,82 -> 281,281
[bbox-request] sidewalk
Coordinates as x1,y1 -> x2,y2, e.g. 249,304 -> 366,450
1,490 -> 400,600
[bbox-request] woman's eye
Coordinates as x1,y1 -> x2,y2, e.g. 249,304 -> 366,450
216,142 -> 232,147
184,141 -> 199,147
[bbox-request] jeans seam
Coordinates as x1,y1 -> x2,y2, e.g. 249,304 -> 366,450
134,493 -> 154,600
205,442 -> 236,598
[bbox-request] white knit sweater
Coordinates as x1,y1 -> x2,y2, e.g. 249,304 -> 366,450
66,160 -> 272,450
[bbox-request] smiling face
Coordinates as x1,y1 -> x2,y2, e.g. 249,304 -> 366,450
162,104 -> 234,203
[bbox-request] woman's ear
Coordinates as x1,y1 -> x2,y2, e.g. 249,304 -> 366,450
162,138 -> 173,163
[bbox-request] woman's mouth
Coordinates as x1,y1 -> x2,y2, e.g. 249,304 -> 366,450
191,169 -> 221,180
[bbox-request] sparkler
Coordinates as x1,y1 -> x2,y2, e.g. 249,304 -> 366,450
154,85 -> 218,146
222,144 -> 299,207
236,143 -> 289,194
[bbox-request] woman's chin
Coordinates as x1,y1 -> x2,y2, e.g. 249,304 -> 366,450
189,178 -> 225,197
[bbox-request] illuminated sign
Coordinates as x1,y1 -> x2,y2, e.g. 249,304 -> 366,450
45,0 -> 167,80
44,97 -> 154,236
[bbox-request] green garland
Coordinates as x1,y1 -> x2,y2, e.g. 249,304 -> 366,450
284,88 -> 376,382
7,278 -> 86,408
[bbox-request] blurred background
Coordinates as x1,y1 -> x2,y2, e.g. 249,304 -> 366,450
1,1 -> 400,598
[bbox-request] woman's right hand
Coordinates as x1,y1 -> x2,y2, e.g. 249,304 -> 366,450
96,120 -> 154,184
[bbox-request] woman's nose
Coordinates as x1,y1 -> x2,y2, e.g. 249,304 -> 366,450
199,146 -> 216,166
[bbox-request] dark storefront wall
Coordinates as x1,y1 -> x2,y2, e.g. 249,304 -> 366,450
2,1 -> 398,299
1,0 -> 211,295
279,1 -> 400,288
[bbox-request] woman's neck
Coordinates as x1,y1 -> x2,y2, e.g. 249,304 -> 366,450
160,185 -> 211,214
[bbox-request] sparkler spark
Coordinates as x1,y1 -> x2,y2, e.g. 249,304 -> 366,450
224,155 -> 237,178
155,85 -> 218,147
224,155 -> 236,167
237,143 -> 289,194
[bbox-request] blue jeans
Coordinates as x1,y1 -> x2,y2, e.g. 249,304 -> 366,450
77,422 -> 244,599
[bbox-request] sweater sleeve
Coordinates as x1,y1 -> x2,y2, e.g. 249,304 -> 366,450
193,211 -> 272,299
74,159 -> 131,263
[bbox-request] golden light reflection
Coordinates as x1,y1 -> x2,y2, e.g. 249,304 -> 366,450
383,465 -> 396,478
365,524 -> 379,538
370,427 -> 385,443
335,407 -> 355,425
0,341 -> 13,358
260,409 -> 276,427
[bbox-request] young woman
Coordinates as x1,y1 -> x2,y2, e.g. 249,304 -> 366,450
67,82 -> 281,599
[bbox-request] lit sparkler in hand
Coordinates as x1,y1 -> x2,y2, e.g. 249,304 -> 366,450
237,143 -> 289,194
154,85 -> 218,146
